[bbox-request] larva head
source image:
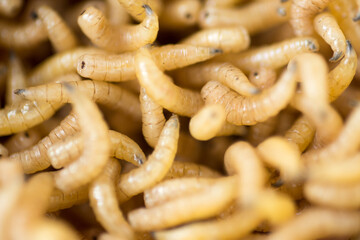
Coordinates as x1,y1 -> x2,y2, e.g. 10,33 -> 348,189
173,0 -> 202,26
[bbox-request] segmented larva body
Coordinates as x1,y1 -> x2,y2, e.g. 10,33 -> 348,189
224,141 -> 266,206
314,12 -> 347,62
116,0 -> 163,22
290,0 -> 331,36
90,158 -> 135,239
215,37 -> 319,73
6,53 -> 26,106
128,176 -> 237,231
16,80 -> 142,122
173,62 -> 259,96
28,47 -> 106,86
140,87 -> 165,148
0,17 -> 47,50
48,185 -> 89,212
144,177 -> 222,208
189,104 -> 226,141
48,130 -> 146,169
135,48 -> 204,117
78,5 -> 158,53
0,101 -> 62,136
328,41 -> 357,102
37,5 -> 78,52
159,0 -> 201,29
5,129 -> 42,154
9,112 -> 80,174
54,86 -> 110,192
77,44 -> 220,82
284,115 -> 315,152
201,66 -> 296,126
257,136 -> 303,181
181,26 -> 250,53
268,208 -> 360,240
117,115 -> 179,203
199,0 -> 290,35
0,0 -> 22,17
165,161 -> 221,179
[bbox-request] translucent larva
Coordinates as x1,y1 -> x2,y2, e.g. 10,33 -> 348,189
314,12 -> 347,62
201,65 -> 297,126
28,47 -> 106,86
48,130 -> 146,169
214,37 -> 319,73
54,85 -> 110,192
290,0 -> 331,36
117,115 -> 179,203
78,5 -> 158,53
181,26 -> 250,53
159,0 -> 201,29
135,47 -> 204,117
37,5 -> 78,52
9,112 -> 80,174
128,176 -> 237,231
77,44 -> 220,82
89,158 -> 134,239
140,87 -> 165,148
16,80 -> 142,122
199,0 -> 290,35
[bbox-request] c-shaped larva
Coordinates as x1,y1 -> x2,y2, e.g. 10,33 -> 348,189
117,115 -> 179,203
304,180 -> 360,209
128,176 -> 237,231
0,0 -> 22,17
77,44 -> 221,82
0,100 -> 62,136
9,112 -> 80,174
224,141 -> 266,206
314,12 -> 347,62
284,115 -> 315,152
144,177 -> 221,208
257,136 -> 303,181
78,5 -> 158,53
116,0 -> 163,22
16,80 -> 142,123
181,26 -> 250,53
54,85 -> 110,192
90,158 -> 135,239
303,104 -> 360,164
28,47 -> 106,86
199,0 -> 290,35
0,14 -> 48,50
173,62 -> 259,96
290,0 -> 331,36
135,47 -> 204,117
37,5 -> 78,52
48,129 -> 146,169
214,37 -> 319,73
201,65 -> 297,126
6,53 -> 26,106
155,208 -> 262,240
159,0 -> 201,30
140,87 -> 165,148
268,208 -> 360,240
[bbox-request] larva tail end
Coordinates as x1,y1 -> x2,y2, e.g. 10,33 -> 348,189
14,89 -> 26,96
353,13 -> 360,21
210,48 -> 223,55
346,40 -> 353,55
143,4 -> 153,16
306,40 -> 318,52
30,11 -> 38,20
134,154 -> 144,165
277,7 -> 286,17
329,51 -> 343,62
271,179 -> 284,188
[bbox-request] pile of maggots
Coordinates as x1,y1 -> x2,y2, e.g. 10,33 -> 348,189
0,0 -> 360,239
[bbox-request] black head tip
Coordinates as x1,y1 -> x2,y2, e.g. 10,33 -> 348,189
210,48 -> 223,54
346,40 -> 353,54
14,89 -> 25,95
353,13 -> 360,21
271,179 -> 284,188
80,9 -> 86,16
81,61 -> 85,69
142,4 -> 153,15
329,51 -> 343,62
30,11 -> 38,20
